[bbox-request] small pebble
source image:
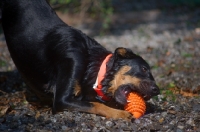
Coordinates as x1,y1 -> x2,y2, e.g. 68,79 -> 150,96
186,118 -> 195,126
177,125 -> 184,129
159,118 -> 164,123
105,121 -> 114,127
176,129 -> 183,132
161,112 -> 168,117
61,126 -> 68,131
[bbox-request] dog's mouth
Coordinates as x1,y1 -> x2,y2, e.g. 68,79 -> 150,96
122,85 -> 151,101
141,94 -> 151,101
114,83 -> 158,105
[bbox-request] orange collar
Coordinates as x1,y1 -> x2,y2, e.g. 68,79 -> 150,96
93,54 -> 113,101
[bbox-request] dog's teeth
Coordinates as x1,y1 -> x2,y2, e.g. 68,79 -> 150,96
125,91 -> 128,94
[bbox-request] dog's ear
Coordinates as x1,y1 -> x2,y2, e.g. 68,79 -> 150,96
114,47 -> 136,58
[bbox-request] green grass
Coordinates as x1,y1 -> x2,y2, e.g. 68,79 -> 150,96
162,89 -> 176,102
174,38 -> 181,45
181,52 -> 193,58
0,60 -> 7,67
167,82 -> 176,88
153,82 -> 177,102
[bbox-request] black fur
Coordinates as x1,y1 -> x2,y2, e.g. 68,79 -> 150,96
0,0 -> 159,120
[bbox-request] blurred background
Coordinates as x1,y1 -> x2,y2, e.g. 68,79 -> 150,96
47,0 -> 200,35
0,0 -> 200,94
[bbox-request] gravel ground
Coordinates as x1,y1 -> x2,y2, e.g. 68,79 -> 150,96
0,1 -> 200,132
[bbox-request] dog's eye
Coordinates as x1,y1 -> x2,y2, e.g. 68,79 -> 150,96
142,66 -> 147,73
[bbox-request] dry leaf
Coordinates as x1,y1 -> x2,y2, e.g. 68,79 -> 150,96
0,105 -> 10,117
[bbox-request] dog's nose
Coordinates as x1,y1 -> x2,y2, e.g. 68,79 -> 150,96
151,85 -> 160,96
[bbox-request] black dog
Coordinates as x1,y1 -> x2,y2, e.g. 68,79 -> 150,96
0,0 -> 159,120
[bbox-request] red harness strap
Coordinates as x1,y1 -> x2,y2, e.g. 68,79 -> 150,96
93,54 -> 113,101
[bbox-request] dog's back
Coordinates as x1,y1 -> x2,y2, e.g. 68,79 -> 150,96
1,0 -> 64,56
0,0 -> 68,100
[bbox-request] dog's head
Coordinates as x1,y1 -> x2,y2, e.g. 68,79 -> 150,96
102,47 -> 160,105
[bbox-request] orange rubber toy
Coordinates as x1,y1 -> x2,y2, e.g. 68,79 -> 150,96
124,92 -> 146,119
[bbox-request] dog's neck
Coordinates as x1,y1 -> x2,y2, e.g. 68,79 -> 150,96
82,44 -> 114,98
93,54 -> 113,101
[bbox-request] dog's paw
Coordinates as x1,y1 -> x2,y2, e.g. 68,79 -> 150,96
118,110 -> 133,121
108,110 -> 133,121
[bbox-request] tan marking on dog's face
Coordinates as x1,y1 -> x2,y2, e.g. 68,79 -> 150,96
107,66 -> 141,95
74,81 -> 81,96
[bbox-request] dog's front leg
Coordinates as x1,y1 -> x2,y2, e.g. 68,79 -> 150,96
54,96 -> 133,121
87,102 -> 133,121
52,54 -> 86,113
